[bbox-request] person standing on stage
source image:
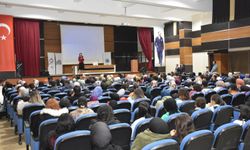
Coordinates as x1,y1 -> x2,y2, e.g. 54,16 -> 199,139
155,31 -> 164,66
78,53 -> 84,72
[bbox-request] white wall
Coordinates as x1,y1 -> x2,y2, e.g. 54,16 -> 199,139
192,52 -> 209,74
192,12 -> 212,31
165,55 -> 180,73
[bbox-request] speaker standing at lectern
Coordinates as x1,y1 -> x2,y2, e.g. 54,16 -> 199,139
78,53 -> 84,72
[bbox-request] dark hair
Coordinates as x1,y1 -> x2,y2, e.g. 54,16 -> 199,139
192,84 -> 202,92
133,88 -> 145,99
195,97 -> 206,109
163,97 -> 178,114
138,101 -> 151,118
101,81 -> 109,91
240,85 -> 250,92
149,118 -> 169,134
210,94 -> 225,105
110,93 -> 120,101
178,88 -> 189,100
239,105 -> 250,121
202,80 -> 208,87
175,114 -> 195,142
109,100 -> 118,110
22,95 -> 31,102
229,84 -> 238,91
59,97 -> 71,108
50,80 -> 56,87
55,113 -> 75,136
73,86 -> 81,95
77,96 -> 88,107
97,105 -> 117,125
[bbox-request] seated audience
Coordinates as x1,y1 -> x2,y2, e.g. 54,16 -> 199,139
201,80 -> 210,94
207,94 -> 225,112
90,121 -> 122,150
176,88 -> 189,104
40,98 -> 69,117
90,86 -> 103,101
213,80 -> 225,92
48,113 -> 75,150
59,97 -> 71,108
161,97 -> 179,121
29,90 -> 45,105
68,86 -> 82,104
96,105 -> 119,125
233,105 -> 250,126
236,78 -> 245,89
229,84 -> 239,95
189,84 -> 202,98
70,96 -> 94,120
131,118 -> 173,150
128,88 -> 146,104
109,100 -> 118,110
195,97 -> 206,110
17,95 -> 31,115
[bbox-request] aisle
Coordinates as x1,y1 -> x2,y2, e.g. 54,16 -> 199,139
0,118 -> 25,150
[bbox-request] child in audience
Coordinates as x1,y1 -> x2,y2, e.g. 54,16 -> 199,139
131,118 -> 174,150
70,96 -> 94,120
48,114 -> 75,150
161,97 -> 179,121
90,121 -> 122,150
207,94 -> 225,112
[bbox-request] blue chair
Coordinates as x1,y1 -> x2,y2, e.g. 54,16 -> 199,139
205,90 -> 216,103
151,95 -> 162,106
47,90 -> 61,96
109,123 -> 131,150
213,123 -> 242,150
170,89 -> 179,98
232,93 -> 246,107
68,106 -> 78,112
217,88 -> 228,95
117,101 -> 131,110
180,130 -> 214,150
107,88 -> 117,93
54,92 -> 67,99
150,87 -> 161,100
131,118 -> 152,140
29,110 -> 41,150
75,113 -> 97,130
191,109 -> 213,130
178,100 -> 195,114
131,108 -> 139,123
166,113 -> 188,130
40,94 -> 51,99
245,91 -> 250,102
239,120 -> 250,150
142,139 -> 179,150
54,130 -> 91,150
98,96 -> 111,103
211,105 -> 234,131
102,91 -> 113,97
191,92 -> 204,100
221,94 -> 232,105
131,98 -> 150,111
89,103 -> 107,112
155,105 -> 166,118
113,109 -> 131,124
41,88 -> 51,93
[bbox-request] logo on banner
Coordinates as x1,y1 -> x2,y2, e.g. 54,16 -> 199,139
0,23 -> 11,40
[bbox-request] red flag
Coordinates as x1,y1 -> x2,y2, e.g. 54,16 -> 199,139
0,15 -> 15,72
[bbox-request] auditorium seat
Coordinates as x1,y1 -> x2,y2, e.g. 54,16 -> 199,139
211,105 -> 234,131
150,87 -> 161,100
166,113 -> 187,130
191,92 -> 204,100
40,93 -> 51,99
217,88 -> 228,95
131,118 -> 152,140
107,88 -> 117,93
212,123 -> 242,150
170,89 -> 179,98
109,123 -> 132,150
232,93 -> 246,107
151,95 -> 162,106
142,139 -> 179,150
180,130 -> 214,150
116,101 -> 131,110
239,120 -> 250,150
41,88 -> 51,93
205,90 -> 216,103
155,105 -> 166,118
191,109 -> 213,130
178,100 -> 195,114
68,106 -> 78,112
102,91 -> 113,97
98,96 -> 111,103
89,103 -> 107,112
113,109 -> 131,124
221,94 -> 232,105
54,92 -> 67,99
47,90 -> 61,96
245,91 -> 250,102
131,98 -> 150,111
54,130 -> 92,150
75,113 -> 97,130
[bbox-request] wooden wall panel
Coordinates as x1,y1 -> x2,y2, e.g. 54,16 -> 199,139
201,30 -> 228,43
192,37 -> 201,46
104,26 -> 114,52
165,41 -> 180,50
44,22 -> 61,40
229,26 -> 250,39
180,47 -> 192,65
179,29 -> 185,39
214,53 -> 229,74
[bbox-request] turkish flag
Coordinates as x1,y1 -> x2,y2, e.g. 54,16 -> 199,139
0,15 -> 15,72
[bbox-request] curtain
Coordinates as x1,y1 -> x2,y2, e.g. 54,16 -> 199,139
235,0 -> 250,20
138,28 -> 153,70
14,19 -> 40,76
212,0 -> 230,23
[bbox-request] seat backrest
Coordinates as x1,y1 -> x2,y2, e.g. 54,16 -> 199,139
75,113 -> 97,130
89,103 -> 107,112
179,100 -> 195,113
213,123 -> 242,150
42,88 -> 51,93
109,123 -> 131,150
150,87 -> 161,99
167,113 -> 187,130
39,118 -> 58,150
54,93 -> 67,99
132,118 -> 152,140
23,104 -> 44,122
151,96 -> 162,106
47,90 -> 61,96
113,109 -> 131,124
212,105 -> 233,129
191,92 -> 204,100
245,91 -> 250,102
40,93 -> 52,99
191,109 -> 213,130
180,130 -> 214,150
155,105 -> 166,118
54,130 -> 91,150
205,90 -> 216,103
117,101 -> 131,110
217,88 -> 228,95
242,120 -> 250,149
221,94 -> 232,105
142,139 -> 179,150
98,96 -> 111,103
132,98 -> 150,111
232,93 -> 246,106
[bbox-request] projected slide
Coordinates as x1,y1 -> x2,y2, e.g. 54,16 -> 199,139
60,25 -> 105,65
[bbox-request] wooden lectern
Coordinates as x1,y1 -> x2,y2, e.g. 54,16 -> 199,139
131,59 -> 138,72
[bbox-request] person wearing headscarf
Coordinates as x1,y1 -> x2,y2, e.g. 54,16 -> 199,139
90,86 -> 103,101
96,105 -> 119,125
90,122 -> 122,150
131,118 -> 174,150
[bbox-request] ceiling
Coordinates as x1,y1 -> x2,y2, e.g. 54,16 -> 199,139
0,0 -> 212,27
